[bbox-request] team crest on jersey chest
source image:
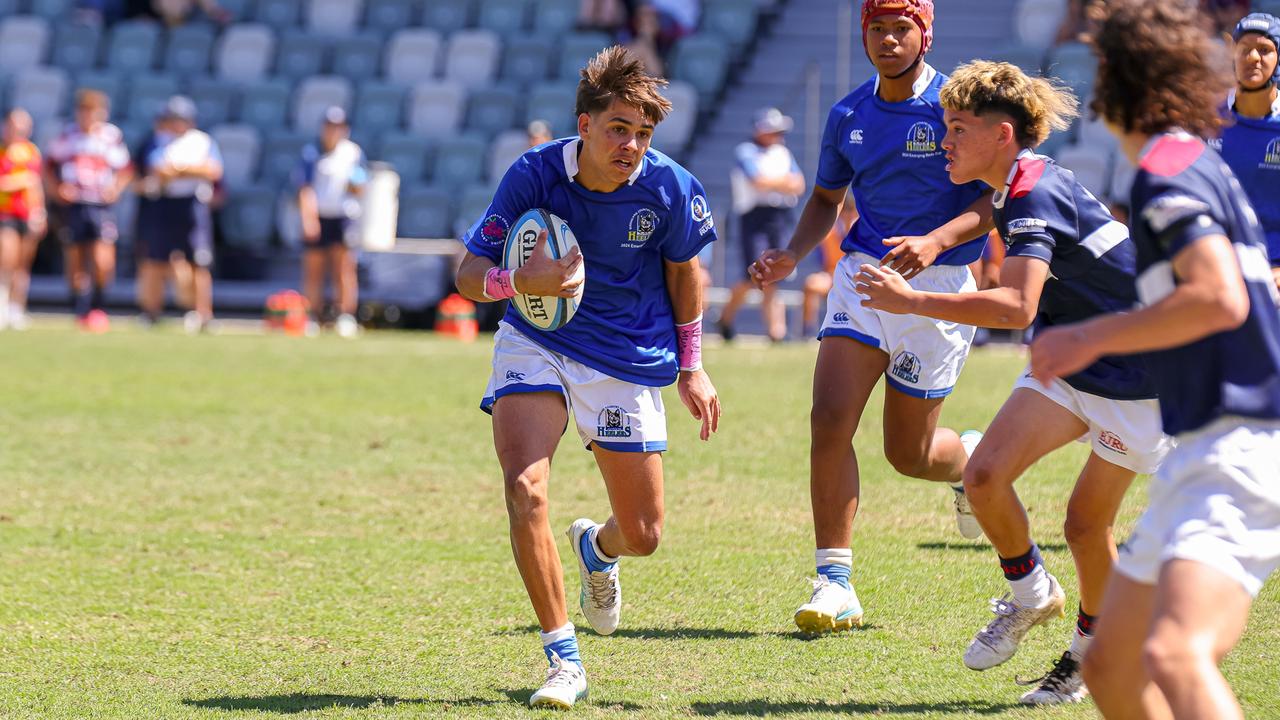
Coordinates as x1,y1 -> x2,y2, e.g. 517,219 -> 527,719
625,208 -> 659,248
905,121 -> 940,157
1265,137 -> 1280,168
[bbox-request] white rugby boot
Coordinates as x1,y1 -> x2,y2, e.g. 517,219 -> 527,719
964,574 -> 1066,670
953,430 -> 985,540
794,576 -> 863,635
567,519 -> 621,636
529,652 -> 588,709
1018,650 -> 1088,705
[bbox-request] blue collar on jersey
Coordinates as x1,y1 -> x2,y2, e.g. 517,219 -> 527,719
562,138 -> 646,187
1226,88 -> 1280,119
872,62 -> 937,100
992,148 -> 1042,209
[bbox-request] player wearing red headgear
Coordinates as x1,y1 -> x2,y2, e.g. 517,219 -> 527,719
751,0 -> 996,635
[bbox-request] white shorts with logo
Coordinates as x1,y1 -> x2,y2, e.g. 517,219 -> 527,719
820,251 -> 977,398
480,322 -> 668,452
1013,371 -> 1173,475
1116,418 -> 1280,597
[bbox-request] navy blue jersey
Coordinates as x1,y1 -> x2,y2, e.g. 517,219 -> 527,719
1130,132 -> 1280,435
463,138 -> 717,387
995,151 -> 1156,400
1217,95 -> 1280,265
816,64 -> 988,265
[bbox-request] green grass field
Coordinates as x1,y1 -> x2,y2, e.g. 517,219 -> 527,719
1,323 -> 1276,719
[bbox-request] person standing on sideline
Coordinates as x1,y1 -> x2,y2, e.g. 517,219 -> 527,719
0,109 -> 46,330
1214,12 -> 1280,291
455,46 -> 720,709
295,106 -> 366,338
750,0 -> 996,635
720,107 -> 805,342
1030,2 -> 1280,718
136,96 -> 222,333
44,89 -> 132,332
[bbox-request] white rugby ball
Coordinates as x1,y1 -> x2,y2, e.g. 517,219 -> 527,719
503,209 -> 585,331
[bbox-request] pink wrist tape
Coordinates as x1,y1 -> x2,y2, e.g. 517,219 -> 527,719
483,266 -> 519,300
676,315 -> 703,372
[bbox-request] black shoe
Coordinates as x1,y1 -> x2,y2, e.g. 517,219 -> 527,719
718,320 -> 736,342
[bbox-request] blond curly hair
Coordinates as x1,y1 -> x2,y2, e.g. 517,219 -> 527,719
939,60 -> 1079,148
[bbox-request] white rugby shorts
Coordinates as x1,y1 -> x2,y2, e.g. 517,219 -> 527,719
1014,370 -> 1173,475
1116,418 -> 1280,597
480,322 -> 668,452
820,251 -> 977,398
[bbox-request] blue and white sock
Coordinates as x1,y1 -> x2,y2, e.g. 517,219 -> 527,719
579,525 -> 618,573
815,548 -> 853,589
540,622 -> 582,668
999,543 -> 1052,608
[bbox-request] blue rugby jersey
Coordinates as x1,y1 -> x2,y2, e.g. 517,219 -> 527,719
1130,132 -> 1280,435
995,150 -> 1157,400
462,138 -> 717,387
1217,93 -> 1280,266
816,64 -> 987,265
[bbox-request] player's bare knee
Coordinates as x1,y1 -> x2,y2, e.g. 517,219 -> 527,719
1143,628 -> 1199,686
961,456 -> 1006,495
503,468 -> 549,520
1062,512 -> 1108,550
884,443 -> 930,478
809,401 -> 854,445
618,519 -> 662,556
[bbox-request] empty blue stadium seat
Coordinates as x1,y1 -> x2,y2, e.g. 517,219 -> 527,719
216,0 -> 255,21
127,75 -> 181,122
377,132 -> 431,182
164,24 -> 216,75
238,78 -> 291,130
385,29 -> 442,85
501,36 -> 552,84
397,184 -> 453,238
189,77 -> 238,126
28,0 -> 75,20
352,82 -> 405,134
532,0 -> 577,34
423,0 -> 474,34
254,0 -> 301,29
223,188 -> 278,248
524,82 -> 576,136
455,183 -> 495,236
50,22 -> 101,73
275,30 -> 328,80
670,36 -> 728,100
74,70 -> 126,104
331,33 -> 382,80
0,0 -> 22,16
477,0 -> 528,36
215,23 -> 276,82
1045,42 -> 1096,102
431,135 -> 487,187
556,32 -> 610,79
105,20 -> 161,72
465,86 -> 520,139
993,45 -> 1045,76
365,0 -> 418,34
259,129 -> 310,184
211,123 -> 262,187
701,0 -> 757,53
307,0 -> 362,36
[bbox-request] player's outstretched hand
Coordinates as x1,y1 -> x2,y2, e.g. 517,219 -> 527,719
855,263 -> 917,315
1028,325 -> 1100,389
518,229 -> 584,298
748,248 -> 797,288
882,235 -> 941,280
678,369 -> 720,441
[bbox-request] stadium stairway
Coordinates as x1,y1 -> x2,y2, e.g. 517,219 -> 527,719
685,0 -> 1019,286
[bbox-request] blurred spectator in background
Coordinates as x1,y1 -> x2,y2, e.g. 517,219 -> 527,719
1054,0 -> 1089,46
296,107 -> 367,339
1205,0 -> 1251,35
0,109 -> 46,331
527,119 -> 553,148
624,3 -> 666,76
580,0 -> 630,34
720,107 -> 805,342
45,90 -> 132,332
649,0 -> 701,54
136,96 -> 222,333
802,191 -> 856,339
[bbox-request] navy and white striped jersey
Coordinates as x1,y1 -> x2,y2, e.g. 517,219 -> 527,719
1131,132 -> 1280,435
993,150 -> 1156,400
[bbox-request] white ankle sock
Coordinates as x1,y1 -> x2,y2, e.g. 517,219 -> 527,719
1068,628 -> 1092,659
1009,565 -> 1052,608
815,548 -> 852,569
540,622 -> 575,646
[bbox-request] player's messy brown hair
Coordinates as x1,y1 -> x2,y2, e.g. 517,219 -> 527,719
75,88 -> 109,112
1090,0 -> 1229,137
575,46 -> 672,125
939,60 -> 1079,148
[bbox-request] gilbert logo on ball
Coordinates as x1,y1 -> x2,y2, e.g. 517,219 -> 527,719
503,209 -> 585,331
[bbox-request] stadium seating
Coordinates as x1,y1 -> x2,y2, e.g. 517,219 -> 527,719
408,80 -> 466,139
378,132 -> 432,183
532,0 -> 578,34
189,77 -> 238,127
431,135 -> 488,187
557,32 -> 612,79
293,75 -> 353,133
423,0 -> 474,34
1015,0 -> 1066,48
331,33 -> 383,80
307,0 -> 363,36
276,30 -> 327,80
365,0 -> 416,34
215,24 -> 276,82
352,82 -> 406,135
524,82 -> 577,137
210,124 -> 262,188
255,0 -> 302,30
455,184 -> 497,236
164,24 -> 216,76
259,130 -> 310,184
29,0 -> 74,19
502,37 -> 554,85
222,188 -> 278,249
702,0 -> 759,54
1055,144 -> 1111,199
239,78 -> 292,129
466,86 -> 521,139
671,36 -> 731,103
476,0 -> 528,37
488,129 -> 529,183
12,66 -> 68,122
443,29 -> 501,89
385,29 -> 442,85
1044,42 -> 1096,103
0,15 -> 50,77
397,185 -> 454,238
127,75 -> 181,123
50,22 -> 100,73
653,81 -> 698,156
105,20 -> 161,73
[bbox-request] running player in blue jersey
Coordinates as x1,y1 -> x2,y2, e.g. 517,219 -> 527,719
858,61 -> 1172,706
750,0 -> 996,634
1031,3 -> 1280,717
1215,13 -> 1280,291
455,46 -> 720,709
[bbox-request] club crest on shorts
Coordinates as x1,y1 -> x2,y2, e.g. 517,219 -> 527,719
891,351 -> 922,385
1098,430 -> 1129,454
597,405 -> 633,438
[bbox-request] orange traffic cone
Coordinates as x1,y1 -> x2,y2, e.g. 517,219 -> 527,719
436,293 -> 478,342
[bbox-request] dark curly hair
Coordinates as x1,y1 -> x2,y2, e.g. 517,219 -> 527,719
1090,0 -> 1229,137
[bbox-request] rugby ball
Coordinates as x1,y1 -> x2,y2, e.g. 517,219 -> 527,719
502,209 -> 585,331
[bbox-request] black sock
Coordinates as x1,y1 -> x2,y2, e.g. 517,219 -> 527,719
90,285 -> 105,312
1076,605 -> 1097,637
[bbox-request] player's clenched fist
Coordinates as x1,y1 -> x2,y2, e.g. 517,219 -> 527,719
516,229 -> 584,298
748,248 -> 797,287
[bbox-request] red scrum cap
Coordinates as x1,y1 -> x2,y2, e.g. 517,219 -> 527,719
861,0 -> 935,56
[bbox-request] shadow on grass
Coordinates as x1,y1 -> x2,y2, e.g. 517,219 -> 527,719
917,541 -> 1068,553
494,625 -> 768,640
183,694 -> 495,713
690,698 -> 1019,716
499,689 -> 647,711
